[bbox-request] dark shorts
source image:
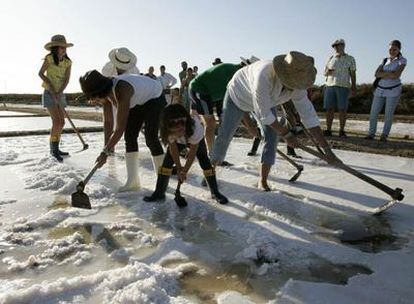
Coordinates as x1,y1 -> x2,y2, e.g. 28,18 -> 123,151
323,86 -> 350,111
189,90 -> 214,115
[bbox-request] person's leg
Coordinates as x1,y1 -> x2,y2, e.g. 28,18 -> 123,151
381,95 -> 400,140
143,98 -> 165,174
46,104 -> 64,161
215,99 -> 223,124
196,139 -> 228,204
323,86 -> 335,135
56,98 -> 69,155
200,114 -> 217,153
260,112 -> 278,191
119,105 -> 145,192
144,147 -> 175,202
338,87 -> 350,136
210,92 -> 245,164
367,95 -> 385,138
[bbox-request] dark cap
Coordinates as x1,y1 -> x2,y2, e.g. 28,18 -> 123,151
212,58 -> 222,65
77,70 -> 113,101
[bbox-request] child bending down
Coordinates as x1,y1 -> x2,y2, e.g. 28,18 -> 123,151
144,104 -> 228,205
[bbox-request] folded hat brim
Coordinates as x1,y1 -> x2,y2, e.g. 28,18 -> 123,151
108,49 -> 137,71
273,54 -> 316,90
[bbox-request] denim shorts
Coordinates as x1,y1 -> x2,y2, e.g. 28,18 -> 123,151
323,86 -> 349,111
42,90 -> 67,108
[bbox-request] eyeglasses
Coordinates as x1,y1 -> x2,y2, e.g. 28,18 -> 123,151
168,118 -> 187,127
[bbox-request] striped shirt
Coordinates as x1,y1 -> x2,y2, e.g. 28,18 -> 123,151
325,54 -> 356,88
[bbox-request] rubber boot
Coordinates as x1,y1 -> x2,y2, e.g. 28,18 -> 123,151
204,169 -> 228,204
152,154 -> 165,177
247,137 -> 261,156
143,167 -> 171,202
118,152 -> 140,192
57,140 -> 69,156
50,141 -> 63,162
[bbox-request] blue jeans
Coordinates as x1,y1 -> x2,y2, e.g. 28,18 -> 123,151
368,95 -> 400,137
211,92 -> 278,166
323,86 -> 350,111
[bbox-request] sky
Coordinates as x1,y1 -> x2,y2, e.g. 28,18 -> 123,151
0,0 -> 413,93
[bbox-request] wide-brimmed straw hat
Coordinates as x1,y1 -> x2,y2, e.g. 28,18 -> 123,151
108,47 -> 137,71
272,51 -> 316,90
77,70 -> 113,101
44,34 -> 74,51
331,38 -> 345,47
240,55 -> 260,65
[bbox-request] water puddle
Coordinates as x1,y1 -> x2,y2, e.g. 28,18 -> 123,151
179,256 -> 372,303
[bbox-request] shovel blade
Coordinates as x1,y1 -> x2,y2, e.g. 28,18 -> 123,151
174,193 -> 187,208
71,190 -> 92,209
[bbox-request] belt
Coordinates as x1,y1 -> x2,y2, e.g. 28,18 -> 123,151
377,83 -> 402,90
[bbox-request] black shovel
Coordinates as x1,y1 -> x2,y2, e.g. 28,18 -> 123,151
71,163 -> 100,209
276,148 -> 304,182
174,181 -> 187,208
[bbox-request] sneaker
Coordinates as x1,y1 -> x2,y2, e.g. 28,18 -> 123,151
323,130 -> 332,137
339,130 -> 347,138
218,160 -> 233,167
365,135 -> 374,140
379,135 -> 387,142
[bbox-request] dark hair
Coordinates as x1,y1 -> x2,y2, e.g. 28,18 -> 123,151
390,40 -> 402,57
160,104 -> 194,145
50,46 -> 71,65
160,65 -> 166,69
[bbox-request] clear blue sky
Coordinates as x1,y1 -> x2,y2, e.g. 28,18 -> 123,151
0,0 -> 413,93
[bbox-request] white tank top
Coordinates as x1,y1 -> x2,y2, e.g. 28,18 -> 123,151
113,74 -> 163,108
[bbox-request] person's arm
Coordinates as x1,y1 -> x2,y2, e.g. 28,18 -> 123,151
169,74 -> 177,88
379,64 -> 406,80
96,81 -> 132,167
38,58 -> 55,93
323,57 -> 334,76
56,65 -> 71,95
349,69 -> 356,97
102,101 -> 114,146
179,143 -> 198,182
169,142 -> 182,170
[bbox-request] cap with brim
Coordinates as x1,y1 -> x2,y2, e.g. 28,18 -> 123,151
108,47 -> 137,71
212,58 -> 222,65
44,34 -> 74,51
77,70 -> 113,102
273,51 -> 317,90
331,38 -> 345,47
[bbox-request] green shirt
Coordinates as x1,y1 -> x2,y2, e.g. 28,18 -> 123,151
189,63 -> 242,101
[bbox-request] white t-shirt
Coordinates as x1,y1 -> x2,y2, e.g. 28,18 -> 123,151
169,115 -> 204,145
101,62 -> 140,77
227,60 -> 320,129
113,74 -> 163,108
158,73 -> 177,90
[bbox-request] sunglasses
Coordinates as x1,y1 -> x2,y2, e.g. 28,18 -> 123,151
167,117 -> 187,127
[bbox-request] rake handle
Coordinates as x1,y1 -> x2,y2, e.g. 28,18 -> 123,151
61,107 -> 87,147
276,149 -> 304,171
297,143 -> 404,201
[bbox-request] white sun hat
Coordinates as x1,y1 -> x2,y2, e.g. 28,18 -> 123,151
108,47 -> 137,71
272,51 -> 317,90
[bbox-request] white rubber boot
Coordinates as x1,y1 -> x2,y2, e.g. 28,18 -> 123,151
118,152 -> 140,192
152,154 -> 165,176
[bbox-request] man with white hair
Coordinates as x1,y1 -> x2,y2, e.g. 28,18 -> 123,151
323,39 -> 356,137
211,51 -> 341,191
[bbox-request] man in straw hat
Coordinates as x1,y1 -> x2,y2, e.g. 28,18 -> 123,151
211,51 -> 342,191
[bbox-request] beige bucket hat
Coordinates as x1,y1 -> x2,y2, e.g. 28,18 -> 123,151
44,34 -> 74,51
108,47 -> 137,71
272,51 -> 316,90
